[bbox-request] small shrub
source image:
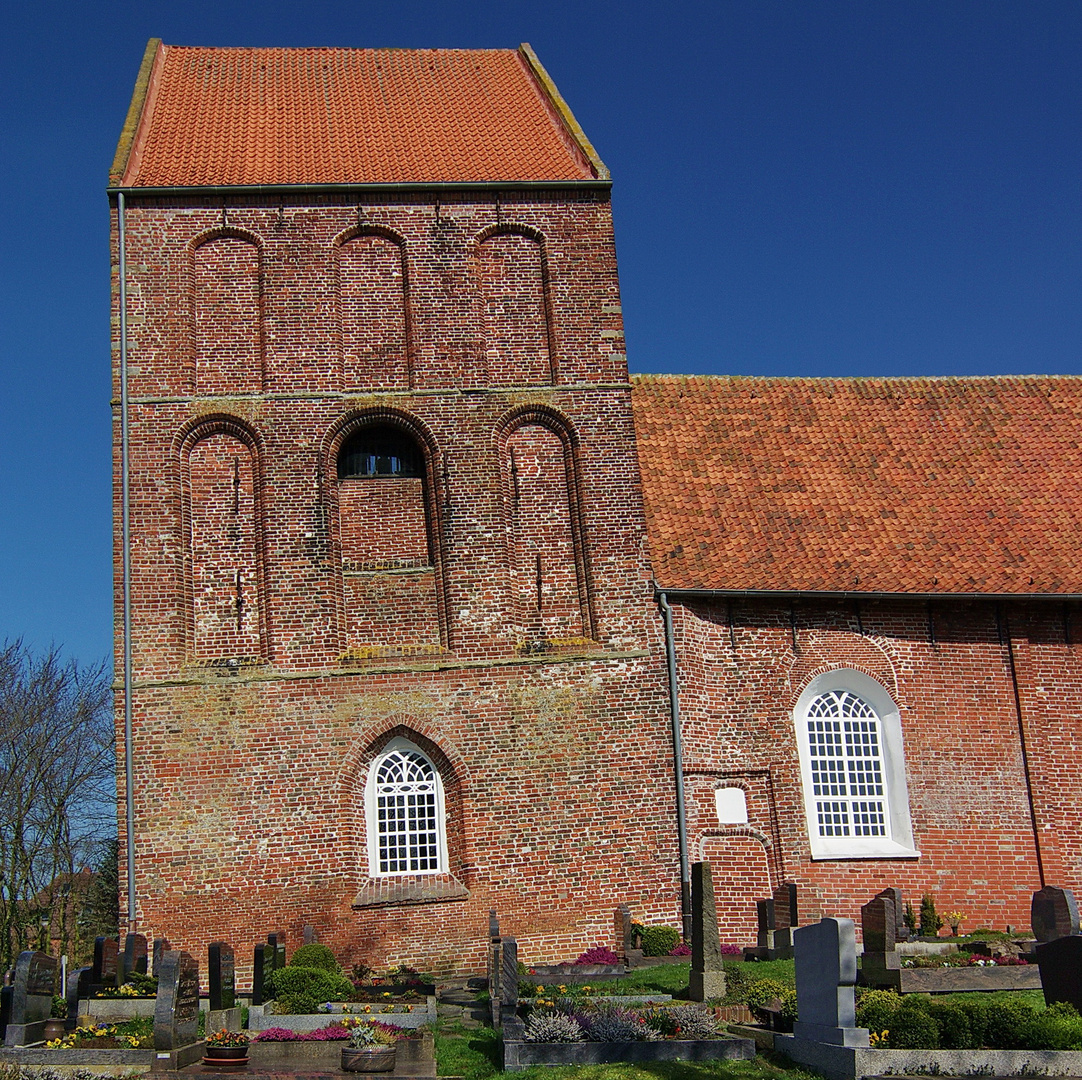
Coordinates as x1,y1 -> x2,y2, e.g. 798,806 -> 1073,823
903,901 -> 918,937
589,1010 -> 652,1042
288,944 -> 341,973
638,925 -> 681,956
1017,1006 -> 1082,1051
927,999 -> 974,1049
524,1012 -> 585,1042
720,943 -> 742,956
669,1004 -> 721,1039
574,946 -> 619,965
744,978 -> 797,1023
982,999 -> 1039,1049
919,894 -> 943,937
267,966 -> 354,1013
886,1003 -> 940,1049
855,989 -> 901,1034
669,942 -> 691,957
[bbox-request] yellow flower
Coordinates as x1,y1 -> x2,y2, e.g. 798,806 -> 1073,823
535,986 -> 545,995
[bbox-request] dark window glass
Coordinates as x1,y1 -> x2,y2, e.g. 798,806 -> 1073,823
338,425 -> 423,478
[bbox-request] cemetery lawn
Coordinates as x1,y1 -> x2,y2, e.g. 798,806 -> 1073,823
434,1024 -> 819,1080
572,959 -> 796,1003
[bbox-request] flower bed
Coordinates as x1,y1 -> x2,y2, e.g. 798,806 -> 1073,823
249,1002 -> 434,1032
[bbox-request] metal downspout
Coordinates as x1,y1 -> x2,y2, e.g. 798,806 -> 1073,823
118,191 -> 137,929
657,591 -> 692,941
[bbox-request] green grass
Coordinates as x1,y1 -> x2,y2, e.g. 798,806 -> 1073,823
434,1023 -> 818,1080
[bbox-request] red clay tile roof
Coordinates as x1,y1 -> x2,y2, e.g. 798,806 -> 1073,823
114,42 -> 604,187
632,374 -> 1082,596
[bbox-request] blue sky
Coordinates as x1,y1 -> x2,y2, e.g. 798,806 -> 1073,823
3,0 -> 1081,669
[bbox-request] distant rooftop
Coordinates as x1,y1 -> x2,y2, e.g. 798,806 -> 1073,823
111,41 -> 607,188
633,374 -> 1082,596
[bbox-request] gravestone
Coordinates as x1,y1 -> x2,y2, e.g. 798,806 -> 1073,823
614,903 -> 644,965
65,966 -> 92,1030
92,936 -> 119,990
4,950 -> 58,1047
792,918 -> 869,1048
860,893 -> 901,988
153,950 -> 200,1051
0,985 -> 11,1041
744,898 -> 777,960
773,882 -> 799,959
267,932 -> 286,970
208,941 -> 241,1032
120,932 -> 148,984
877,888 -> 909,943
499,936 -> 519,1026
1036,935 -> 1082,1012
151,939 -> 169,977
489,909 -> 500,942
488,937 -> 503,1028
1032,886 -> 1080,943
252,943 -> 275,1006
689,861 -> 726,1001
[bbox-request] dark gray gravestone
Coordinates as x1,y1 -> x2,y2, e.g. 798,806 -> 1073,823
1032,886 -> 1080,943
861,894 -> 896,954
689,862 -> 725,1001
252,943 -> 275,1006
1036,935 -> 1082,1012
489,909 -> 500,942
499,936 -> 519,1027
773,882 -> 798,959
488,938 -> 502,1028
208,942 -> 235,1011
65,966 -> 92,1031
792,918 -> 869,1048
4,950 -> 57,1047
877,888 -> 908,943
267,933 -> 286,970
0,985 -> 11,1040
860,894 -> 901,988
92,936 -> 119,987
153,950 -> 199,1050
152,938 -> 169,977
121,933 -> 149,983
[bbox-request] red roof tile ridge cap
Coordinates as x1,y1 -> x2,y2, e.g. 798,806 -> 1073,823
121,41 -> 169,187
162,43 -> 519,57
110,37 -> 161,185
517,43 -> 608,180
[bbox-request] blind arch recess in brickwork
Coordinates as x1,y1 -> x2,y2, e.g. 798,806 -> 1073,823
324,410 -> 448,657
334,225 -> 412,392
477,223 -> 556,386
498,407 -> 595,648
189,228 -> 264,396
177,416 -> 268,664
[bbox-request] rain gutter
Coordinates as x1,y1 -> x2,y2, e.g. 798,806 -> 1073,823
656,591 -> 692,942
117,192 -> 137,930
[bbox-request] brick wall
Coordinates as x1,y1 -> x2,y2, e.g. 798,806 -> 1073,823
669,596 -> 1079,944
112,189 -> 682,981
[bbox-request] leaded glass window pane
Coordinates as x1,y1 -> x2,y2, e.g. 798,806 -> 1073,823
374,749 -> 440,873
806,690 -> 887,838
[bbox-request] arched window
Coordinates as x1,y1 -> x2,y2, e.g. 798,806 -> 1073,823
793,670 -> 918,860
365,738 -> 447,876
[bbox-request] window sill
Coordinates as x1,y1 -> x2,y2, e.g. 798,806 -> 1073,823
809,839 -> 920,861
351,873 -> 469,909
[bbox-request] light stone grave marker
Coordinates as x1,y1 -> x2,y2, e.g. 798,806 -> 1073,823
689,861 -> 725,1001
792,918 -> 869,1048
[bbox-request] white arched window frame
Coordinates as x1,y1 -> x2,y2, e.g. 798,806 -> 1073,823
365,737 -> 448,876
793,670 -> 919,860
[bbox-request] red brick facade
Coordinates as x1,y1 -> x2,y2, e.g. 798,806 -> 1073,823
111,43 -> 1082,984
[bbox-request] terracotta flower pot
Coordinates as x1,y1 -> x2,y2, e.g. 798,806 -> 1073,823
341,1045 -> 397,1072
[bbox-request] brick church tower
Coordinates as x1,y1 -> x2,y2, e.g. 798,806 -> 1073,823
110,41 -> 680,976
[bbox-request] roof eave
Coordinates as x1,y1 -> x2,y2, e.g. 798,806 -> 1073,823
654,585 -> 1082,603
106,179 -> 613,198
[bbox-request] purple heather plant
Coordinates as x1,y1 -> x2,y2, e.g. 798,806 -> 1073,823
669,942 -> 691,956
574,946 -> 620,965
